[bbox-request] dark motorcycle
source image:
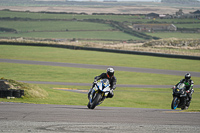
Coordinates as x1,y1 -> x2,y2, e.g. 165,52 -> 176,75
171,83 -> 190,110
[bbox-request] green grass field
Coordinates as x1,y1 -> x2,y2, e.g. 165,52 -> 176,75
0,11 -> 199,23
1,45 -> 200,72
0,21 -> 113,31
0,10 -> 200,40
0,45 -> 200,111
2,62 -> 200,85
1,84 -> 200,110
175,24 -> 200,28
0,31 -> 142,40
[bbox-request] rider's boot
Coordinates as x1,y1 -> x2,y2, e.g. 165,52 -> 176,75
101,96 -> 106,102
186,93 -> 192,106
186,97 -> 191,107
97,97 -> 106,105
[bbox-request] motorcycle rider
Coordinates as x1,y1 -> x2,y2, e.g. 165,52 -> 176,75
172,73 -> 194,106
88,67 -> 117,99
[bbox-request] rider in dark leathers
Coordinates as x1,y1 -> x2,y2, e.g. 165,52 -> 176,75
88,67 -> 117,99
173,73 -> 194,106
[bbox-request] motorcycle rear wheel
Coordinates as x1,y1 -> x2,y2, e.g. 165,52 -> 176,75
171,97 -> 179,109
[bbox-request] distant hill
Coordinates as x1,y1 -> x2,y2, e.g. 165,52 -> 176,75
161,0 -> 200,4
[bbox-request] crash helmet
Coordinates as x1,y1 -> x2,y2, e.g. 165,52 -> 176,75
185,73 -> 191,81
106,67 -> 114,78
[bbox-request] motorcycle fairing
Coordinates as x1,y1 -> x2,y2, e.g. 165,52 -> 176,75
96,79 -> 110,96
90,79 -> 110,102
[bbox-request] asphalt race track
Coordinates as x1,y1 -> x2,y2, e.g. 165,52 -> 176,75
0,102 -> 200,133
1,59 -> 200,132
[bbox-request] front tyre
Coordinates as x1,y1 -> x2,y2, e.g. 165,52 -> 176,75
87,102 -> 91,109
90,93 -> 102,109
181,106 -> 187,110
171,97 -> 179,110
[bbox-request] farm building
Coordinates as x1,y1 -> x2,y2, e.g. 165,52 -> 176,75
133,24 -> 177,32
146,13 -> 160,19
192,10 -> 200,14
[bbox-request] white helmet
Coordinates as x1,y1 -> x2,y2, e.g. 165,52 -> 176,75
106,67 -> 114,78
185,73 -> 191,80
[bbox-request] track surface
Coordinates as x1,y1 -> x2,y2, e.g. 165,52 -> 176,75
0,102 -> 200,133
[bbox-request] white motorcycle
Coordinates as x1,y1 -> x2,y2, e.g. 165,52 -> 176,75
87,79 -> 111,109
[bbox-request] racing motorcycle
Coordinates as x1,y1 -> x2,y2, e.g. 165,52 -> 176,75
87,79 -> 110,109
171,83 -> 190,110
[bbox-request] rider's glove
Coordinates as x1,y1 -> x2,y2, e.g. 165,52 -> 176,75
191,89 -> 194,93
186,90 -> 190,93
93,80 -> 97,84
110,89 -> 114,94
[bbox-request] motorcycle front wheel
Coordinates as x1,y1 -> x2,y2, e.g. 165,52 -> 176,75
89,93 -> 102,109
171,97 -> 179,109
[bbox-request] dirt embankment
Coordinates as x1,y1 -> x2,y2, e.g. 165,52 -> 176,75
0,78 -> 48,98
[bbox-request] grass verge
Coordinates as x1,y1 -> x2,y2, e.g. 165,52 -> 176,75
1,62 -> 200,85
0,45 -> 200,72
1,84 -> 199,111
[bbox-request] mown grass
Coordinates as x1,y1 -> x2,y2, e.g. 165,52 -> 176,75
1,84 -> 199,110
2,62 -> 200,85
0,45 -> 200,72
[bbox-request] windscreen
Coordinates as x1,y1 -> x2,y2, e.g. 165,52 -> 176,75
101,79 -> 110,88
178,83 -> 185,89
